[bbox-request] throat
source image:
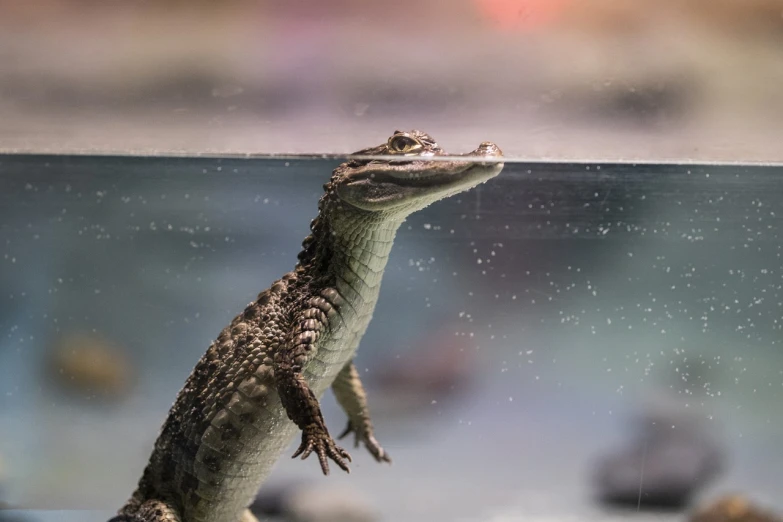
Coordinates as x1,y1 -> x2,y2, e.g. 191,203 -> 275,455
334,220 -> 400,289
297,206 -> 402,291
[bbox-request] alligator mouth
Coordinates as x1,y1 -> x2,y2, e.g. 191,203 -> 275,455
380,163 -> 492,187
350,141 -> 503,188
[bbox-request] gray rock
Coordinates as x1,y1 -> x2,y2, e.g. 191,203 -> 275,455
594,397 -> 724,509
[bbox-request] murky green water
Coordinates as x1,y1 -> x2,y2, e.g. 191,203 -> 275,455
1,155 -> 781,521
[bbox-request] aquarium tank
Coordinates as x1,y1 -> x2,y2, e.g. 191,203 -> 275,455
1,1 -> 782,521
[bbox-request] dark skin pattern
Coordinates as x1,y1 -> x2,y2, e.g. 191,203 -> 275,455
111,131 -> 502,522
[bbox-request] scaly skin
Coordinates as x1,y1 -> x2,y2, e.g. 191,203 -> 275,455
111,131 -> 503,522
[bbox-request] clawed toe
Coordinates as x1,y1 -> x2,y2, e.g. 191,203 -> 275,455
293,424 -> 352,475
336,421 -> 391,464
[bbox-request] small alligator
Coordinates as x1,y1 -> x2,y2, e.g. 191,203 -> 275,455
112,130 -> 503,522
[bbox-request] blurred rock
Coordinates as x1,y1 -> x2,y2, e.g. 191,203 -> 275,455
593,396 -> 724,509
370,325 -> 476,416
0,455 -> 29,521
47,331 -> 133,400
689,494 -> 782,522
250,480 -> 377,522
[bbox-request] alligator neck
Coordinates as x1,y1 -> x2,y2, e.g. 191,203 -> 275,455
296,202 -> 403,293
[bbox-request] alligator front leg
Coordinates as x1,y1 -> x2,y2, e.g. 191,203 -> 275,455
332,362 -> 392,464
275,357 -> 352,474
274,308 -> 352,475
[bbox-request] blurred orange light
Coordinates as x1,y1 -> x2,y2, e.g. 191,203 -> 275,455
477,0 -> 569,30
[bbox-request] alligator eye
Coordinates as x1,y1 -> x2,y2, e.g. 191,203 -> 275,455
388,135 -> 423,154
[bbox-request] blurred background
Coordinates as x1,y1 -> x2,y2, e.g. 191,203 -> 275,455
3,158 -> 783,521
1,0 -> 783,160
2,2 -> 783,522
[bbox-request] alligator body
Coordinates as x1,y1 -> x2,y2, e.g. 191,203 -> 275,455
112,131 -> 503,522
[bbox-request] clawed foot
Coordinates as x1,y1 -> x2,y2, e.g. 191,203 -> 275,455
338,421 -> 392,464
293,423 -> 352,475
